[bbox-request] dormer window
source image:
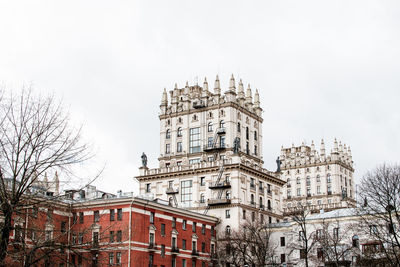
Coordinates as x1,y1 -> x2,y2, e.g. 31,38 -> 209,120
166,129 -> 171,139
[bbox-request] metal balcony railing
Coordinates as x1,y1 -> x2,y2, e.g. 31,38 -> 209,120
209,181 -> 231,189
208,198 -> 231,206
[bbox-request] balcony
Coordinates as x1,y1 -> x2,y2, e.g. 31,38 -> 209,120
148,242 -> 158,251
328,191 -> 332,195
259,187 -> 264,194
250,184 -> 256,190
193,100 -> 206,109
171,246 -> 180,254
166,187 -> 179,194
203,143 -> 226,152
209,181 -> 231,189
208,198 -> 231,206
191,249 -> 200,257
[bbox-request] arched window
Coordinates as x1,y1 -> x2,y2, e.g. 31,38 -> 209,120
352,235 -> 359,248
237,122 -> 241,132
220,120 -> 225,129
226,191 -> 231,199
168,197 -> 173,206
200,194 -> 205,203
178,117 -> 182,123
259,197 -> 263,207
251,194 -> 255,204
268,199 -> 271,210
246,127 -> 249,139
306,176 -> 311,186
226,225 -> 231,235
220,109 -> 225,116
316,175 -> 321,182
166,129 -> 171,139
208,122 -> 213,132
177,127 -> 182,137
297,177 -> 300,184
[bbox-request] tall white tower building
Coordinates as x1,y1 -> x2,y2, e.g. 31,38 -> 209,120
136,75 -> 285,231
279,139 -> 355,215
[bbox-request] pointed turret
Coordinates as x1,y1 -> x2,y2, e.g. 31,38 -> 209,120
202,78 -> 209,98
320,139 -> 326,157
184,81 -> 189,95
229,74 -> 236,92
311,140 -> 315,152
53,171 -> 60,195
214,75 -> 221,95
254,89 -> 260,107
245,84 -> 253,106
238,79 -> 245,99
333,138 -> 338,153
339,141 -> 343,153
161,88 -> 168,106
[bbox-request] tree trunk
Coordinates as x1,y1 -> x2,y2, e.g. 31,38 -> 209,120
0,208 -> 12,267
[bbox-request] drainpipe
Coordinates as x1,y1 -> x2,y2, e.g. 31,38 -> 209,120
128,198 -> 135,267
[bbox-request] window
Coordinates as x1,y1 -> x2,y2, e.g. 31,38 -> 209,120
149,232 -> 155,244
192,240 -> 197,251
165,143 -> 170,154
225,209 -> 230,218
47,208 -> 53,221
254,131 -> 257,140
172,217 -> 176,228
208,122 -> 213,132
189,128 -> 201,153
117,208 -> 122,220
243,209 -> 246,219
316,175 -> 320,182
166,129 -> 171,139
150,212 -> 155,224
161,223 -> 165,236
32,206 -> 38,218
251,194 -> 255,204
219,120 -> 225,128
211,226 -> 215,236
109,253 -> 114,265
94,211 -> 99,222
161,244 -> 165,257
246,127 -> 249,139
352,235 -> 359,248
117,230 -> 122,242
226,225 -> 231,235
220,135 -> 225,147
177,142 -> 182,152
116,252 -> 121,265
181,180 -> 193,204
237,122 -> 241,132
202,242 -> 205,253
254,145 -> 257,156
207,137 -> 213,147
177,127 -> 182,137
192,222 -> 197,233
280,236 -> 285,246
146,183 -> 151,193
78,233 -> 83,244
296,177 -> 300,184
110,209 -> 115,221
327,173 -> 331,183
246,141 -> 249,154
183,220 -> 187,230
79,212 -> 84,223
250,178 -> 255,188
251,211 -> 255,222
316,229 -> 322,239
327,185 -> 332,195
182,259 -> 187,267
200,177 -> 205,186
202,224 -> 206,234
200,193 -> 205,203
110,231 -> 115,243
317,248 -> 324,259
61,222 -> 66,233
149,254 -> 154,266
182,239 -> 187,250
93,231 -> 99,246
307,187 -> 311,197
267,199 -> 271,210
297,188 -> 301,196
306,176 -> 310,186
281,254 -> 286,263
317,186 -> 321,194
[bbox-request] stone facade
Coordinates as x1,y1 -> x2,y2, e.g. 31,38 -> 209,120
279,140 -> 355,215
136,75 -> 285,231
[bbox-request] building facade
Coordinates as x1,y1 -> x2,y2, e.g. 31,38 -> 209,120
279,139 -> 355,215
3,184 -> 218,267
136,75 -> 285,231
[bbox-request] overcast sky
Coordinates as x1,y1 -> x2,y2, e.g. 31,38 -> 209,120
1,0 -> 399,194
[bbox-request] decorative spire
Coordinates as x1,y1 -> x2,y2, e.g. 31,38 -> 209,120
214,75 -> 221,94
245,84 -> 253,104
320,139 -> 325,157
311,140 -> 315,152
238,79 -> 245,99
184,81 -> 189,94
202,78 -> 209,97
254,89 -> 260,108
333,138 -> 338,152
339,141 -> 343,153
54,171 -> 60,195
229,74 -> 236,92
174,83 -> 178,90
161,88 -> 168,106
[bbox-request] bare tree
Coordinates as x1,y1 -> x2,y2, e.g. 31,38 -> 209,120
356,164 -> 400,266
0,89 -> 91,266
215,219 -> 278,267
289,202 -> 318,267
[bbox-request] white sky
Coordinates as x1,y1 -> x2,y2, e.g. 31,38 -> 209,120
1,0 -> 399,194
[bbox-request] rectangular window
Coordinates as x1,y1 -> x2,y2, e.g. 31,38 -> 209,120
117,230 -> 122,242
243,209 -> 246,219
117,208 -> 122,220
192,222 -> 196,233
94,211 -> 100,222
202,224 -> 206,234
182,239 -> 186,250
189,158 -> 200,164
110,231 -> 114,243
110,209 -> 115,221
183,220 -> 187,230
220,135 -> 225,147
297,188 -> 301,196
161,244 -> 165,257
225,209 -> 230,218
172,217 -> 176,228
161,223 -> 165,236
109,253 -> 114,265
72,213 -> 77,224
172,258 -> 176,267
78,233 -> 83,244
208,137 -> 213,147
93,232 -> 99,246
177,142 -> 182,152
150,212 -> 155,224
281,254 -> 285,263
146,183 -> 151,193
189,127 -> 201,153
181,180 -> 193,204
79,212 -> 84,223
116,252 -> 121,265
200,177 -> 205,186
317,186 -> 321,194
280,236 -> 285,246
182,259 -> 187,267
149,233 -> 155,244
333,227 -> 339,240
202,242 -> 205,253
165,143 -> 170,154
61,222 -> 66,233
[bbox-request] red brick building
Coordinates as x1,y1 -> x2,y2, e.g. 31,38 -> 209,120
4,194 -> 218,267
